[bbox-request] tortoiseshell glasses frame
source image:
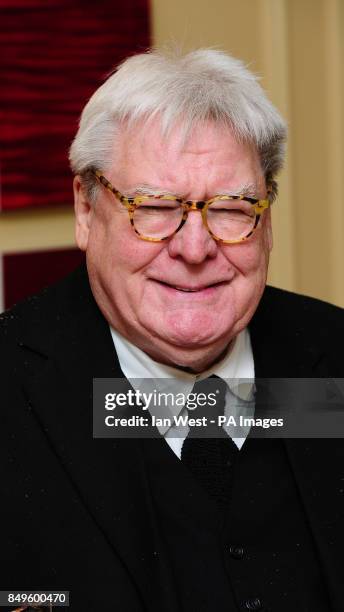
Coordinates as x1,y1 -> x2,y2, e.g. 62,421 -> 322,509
93,169 -> 271,244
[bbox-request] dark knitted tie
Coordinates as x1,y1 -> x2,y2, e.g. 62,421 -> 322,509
181,376 -> 239,508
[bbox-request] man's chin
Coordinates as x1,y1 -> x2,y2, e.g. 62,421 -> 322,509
140,319 -> 235,370
150,339 -> 231,372
149,312 -> 231,347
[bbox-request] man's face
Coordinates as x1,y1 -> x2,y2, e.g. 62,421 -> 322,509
74,120 -> 272,371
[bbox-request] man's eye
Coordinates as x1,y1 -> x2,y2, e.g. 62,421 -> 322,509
140,206 -> 178,211
209,201 -> 255,217
214,208 -> 253,217
139,199 -> 180,210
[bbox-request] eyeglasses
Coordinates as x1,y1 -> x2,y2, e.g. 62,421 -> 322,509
93,169 -> 271,244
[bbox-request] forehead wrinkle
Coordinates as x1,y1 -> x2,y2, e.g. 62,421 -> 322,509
115,121 -> 264,199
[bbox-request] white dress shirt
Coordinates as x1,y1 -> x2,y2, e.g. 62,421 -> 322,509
110,327 -> 255,458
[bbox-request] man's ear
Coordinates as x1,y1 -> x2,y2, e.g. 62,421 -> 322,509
73,175 -> 93,252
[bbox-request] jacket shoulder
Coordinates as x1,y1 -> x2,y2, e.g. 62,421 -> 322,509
0,265 -> 91,363
257,285 -> 344,329
251,285 -> 344,373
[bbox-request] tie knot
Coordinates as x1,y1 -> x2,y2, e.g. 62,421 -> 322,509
191,375 -> 227,413
187,375 -> 228,438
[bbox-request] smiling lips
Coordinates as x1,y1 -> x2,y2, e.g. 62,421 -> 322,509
153,279 -> 228,293
175,287 -> 204,292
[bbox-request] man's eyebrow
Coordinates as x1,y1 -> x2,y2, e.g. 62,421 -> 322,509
122,185 -> 182,198
123,182 -> 259,199
218,183 -> 259,197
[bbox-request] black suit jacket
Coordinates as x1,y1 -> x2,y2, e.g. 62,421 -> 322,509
1,265 -> 344,611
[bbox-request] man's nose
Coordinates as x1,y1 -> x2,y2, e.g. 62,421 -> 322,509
167,209 -> 218,263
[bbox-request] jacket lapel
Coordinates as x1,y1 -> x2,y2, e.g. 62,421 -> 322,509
20,267 -> 178,612
250,287 -> 344,610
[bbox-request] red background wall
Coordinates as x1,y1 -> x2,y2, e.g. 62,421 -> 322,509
0,0 -> 150,310
0,0 -> 150,211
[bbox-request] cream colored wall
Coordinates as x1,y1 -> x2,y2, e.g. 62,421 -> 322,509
0,205 -> 75,253
152,0 -> 344,306
1,0 -> 343,306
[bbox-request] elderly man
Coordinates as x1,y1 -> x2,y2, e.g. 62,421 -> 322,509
2,49 -> 344,612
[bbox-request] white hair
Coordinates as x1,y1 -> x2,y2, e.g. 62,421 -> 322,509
69,48 -> 287,201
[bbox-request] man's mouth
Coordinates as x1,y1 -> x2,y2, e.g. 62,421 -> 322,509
174,287 -> 202,292
152,280 -> 227,293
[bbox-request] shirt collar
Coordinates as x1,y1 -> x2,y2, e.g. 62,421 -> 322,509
110,326 -> 254,424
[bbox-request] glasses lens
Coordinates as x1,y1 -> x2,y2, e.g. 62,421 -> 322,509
207,198 -> 256,241
133,199 -> 183,239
